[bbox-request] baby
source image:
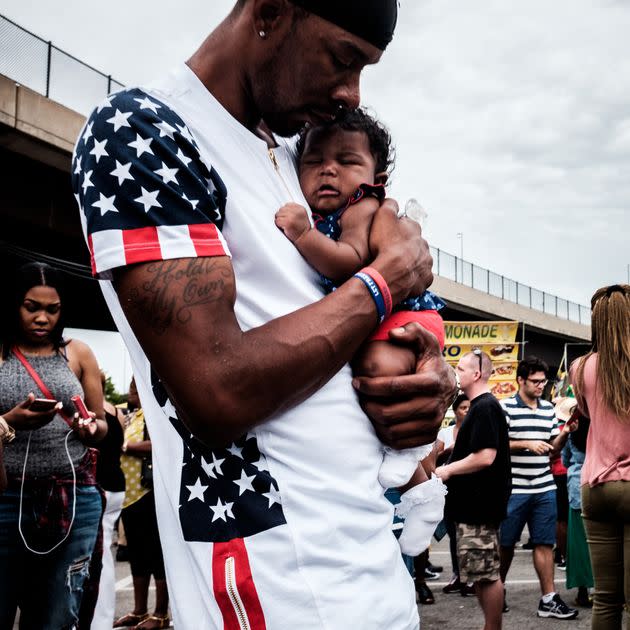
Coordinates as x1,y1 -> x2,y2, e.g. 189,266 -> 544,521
274,108 -> 447,556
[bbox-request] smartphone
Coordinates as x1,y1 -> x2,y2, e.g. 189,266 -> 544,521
71,395 -> 91,420
30,398 -> 58,412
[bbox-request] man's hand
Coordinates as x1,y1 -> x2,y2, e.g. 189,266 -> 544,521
435,465 -> 452,482
353,323 -> 457,449
525,440 -> 553,455
368,200 -> 434,305
275,203 -> 311,243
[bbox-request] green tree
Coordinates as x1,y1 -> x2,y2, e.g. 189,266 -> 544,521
103,374 -> 127,406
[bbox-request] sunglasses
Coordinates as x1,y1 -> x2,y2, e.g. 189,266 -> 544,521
473,348 -> 483,372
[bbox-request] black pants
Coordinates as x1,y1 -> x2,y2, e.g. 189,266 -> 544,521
121,491 -> 166,580
446,518 -> 459,576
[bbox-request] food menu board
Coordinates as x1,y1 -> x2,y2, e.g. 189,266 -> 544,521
443,321 -> 520,399
443,343 -> 518,363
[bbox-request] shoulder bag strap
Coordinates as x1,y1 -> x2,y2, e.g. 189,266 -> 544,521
12,347 -> 74,427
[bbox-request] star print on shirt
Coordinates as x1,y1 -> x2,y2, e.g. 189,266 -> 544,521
110,160 -> 133,185
93,193 -> 118,216
71,87 -> 228,277
134,95 -> 161,113
186,477 -> 208,503
127,134 -> 153,158
134,187 -> 161,213
89,138 -> 109,163
148,370 -> 286,543
106,109 -> 133,132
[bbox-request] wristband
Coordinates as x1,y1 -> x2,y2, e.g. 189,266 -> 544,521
360,266 -> 393,318
354,272 -> 387,324
0,416 -> 16,444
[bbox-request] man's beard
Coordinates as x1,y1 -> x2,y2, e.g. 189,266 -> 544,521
256,50 -> 307,138
262,111 -> 305,138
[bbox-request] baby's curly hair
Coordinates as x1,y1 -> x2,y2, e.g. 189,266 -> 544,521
296,107 -> 395,178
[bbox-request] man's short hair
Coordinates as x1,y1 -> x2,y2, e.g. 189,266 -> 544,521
517,356 -> 549,380
464,350 -> 493,380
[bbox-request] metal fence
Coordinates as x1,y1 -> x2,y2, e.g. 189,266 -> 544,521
0,14 -> 124,116
430,246 -> 591,325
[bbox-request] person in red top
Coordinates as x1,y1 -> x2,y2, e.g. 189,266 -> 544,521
551,398 -> 570,570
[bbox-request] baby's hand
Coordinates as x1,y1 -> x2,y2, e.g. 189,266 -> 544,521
275,203 -> 311,243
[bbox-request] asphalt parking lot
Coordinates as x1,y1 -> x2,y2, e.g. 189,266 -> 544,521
111,532 -> 594,629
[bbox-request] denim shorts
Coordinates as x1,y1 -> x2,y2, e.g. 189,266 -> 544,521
500,490 -> 557,547
0,484 -> 102,629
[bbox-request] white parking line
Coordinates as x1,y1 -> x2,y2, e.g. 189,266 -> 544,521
430,549 -> 531,555
430,578 -> 541,586
115,575 -> 133,591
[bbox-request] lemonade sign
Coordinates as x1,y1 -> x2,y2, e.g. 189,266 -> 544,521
444,321 -> 520,399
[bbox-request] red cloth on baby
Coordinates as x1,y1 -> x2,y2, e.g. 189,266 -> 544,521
368,309 -> 445,349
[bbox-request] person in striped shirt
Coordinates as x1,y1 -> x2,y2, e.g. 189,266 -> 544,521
499,356 -> 579,620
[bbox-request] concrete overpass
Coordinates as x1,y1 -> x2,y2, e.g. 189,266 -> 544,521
0,71 -> 591,374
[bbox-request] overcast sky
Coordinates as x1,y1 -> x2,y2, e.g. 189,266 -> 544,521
2,0 -> 629,310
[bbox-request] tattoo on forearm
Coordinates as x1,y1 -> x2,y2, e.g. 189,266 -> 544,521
127,259 -> 230,334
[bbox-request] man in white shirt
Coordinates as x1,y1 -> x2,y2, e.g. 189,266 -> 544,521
72,1 -> 456,628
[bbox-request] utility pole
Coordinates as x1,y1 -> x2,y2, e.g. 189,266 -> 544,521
456,232 -> 464,282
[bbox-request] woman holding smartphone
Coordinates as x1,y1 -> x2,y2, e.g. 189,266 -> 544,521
0,261 -> 107,629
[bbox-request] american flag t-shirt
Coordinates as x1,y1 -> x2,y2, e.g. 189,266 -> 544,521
73,64 -> 422,629
72,88 -> 230,277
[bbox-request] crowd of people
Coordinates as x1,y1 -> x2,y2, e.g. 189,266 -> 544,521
1,258 -> 629,630
409,284 -> 630,630
1,2 -> 629,629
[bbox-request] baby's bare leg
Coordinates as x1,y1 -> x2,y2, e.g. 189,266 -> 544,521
355,341 -> 446,555
400,462 -> 429,493
352,339 -> 416,378
353,339 -> 428,489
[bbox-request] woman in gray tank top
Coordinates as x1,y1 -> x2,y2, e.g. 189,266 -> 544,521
0,262 -> 107,629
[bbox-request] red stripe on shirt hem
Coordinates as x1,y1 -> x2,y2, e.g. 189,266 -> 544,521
122,225 -> 162,265
188,223 -> 228,257
212,538 -> 266,630
87,233 -> 97,276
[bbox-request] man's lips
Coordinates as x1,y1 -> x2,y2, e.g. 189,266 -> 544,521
306,109 -> 338,126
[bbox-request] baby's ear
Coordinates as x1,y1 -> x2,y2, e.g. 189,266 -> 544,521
375,171 -> 388,186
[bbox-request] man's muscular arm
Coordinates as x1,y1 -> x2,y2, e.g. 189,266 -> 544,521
115,203 -> 453,449
115,258 -> 382,446
115,205 -> 429,447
